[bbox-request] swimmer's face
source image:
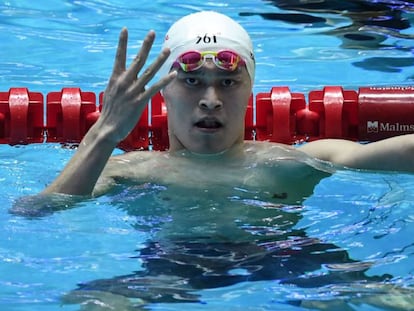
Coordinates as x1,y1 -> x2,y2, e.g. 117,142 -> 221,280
163,61 -> 252,154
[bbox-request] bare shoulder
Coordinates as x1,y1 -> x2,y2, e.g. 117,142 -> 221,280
110,149 -> 156,163
104,150 -> 166,178
92,150 -> 168,195
245,140 -> 336,173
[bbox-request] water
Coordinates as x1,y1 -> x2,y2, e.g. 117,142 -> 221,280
1,1 -> 414,310
2,0 -> 414,94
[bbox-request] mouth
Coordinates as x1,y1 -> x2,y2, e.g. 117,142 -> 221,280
194,117 -> 223,131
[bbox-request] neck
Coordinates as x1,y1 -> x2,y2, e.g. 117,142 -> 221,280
170,142 -> 245,160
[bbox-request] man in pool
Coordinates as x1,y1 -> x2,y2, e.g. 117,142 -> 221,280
39,11 -> 414,200
17,11 -> 414,309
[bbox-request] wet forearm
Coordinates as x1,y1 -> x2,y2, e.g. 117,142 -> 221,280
300,135 -> 414,173
42,122 -> 117,196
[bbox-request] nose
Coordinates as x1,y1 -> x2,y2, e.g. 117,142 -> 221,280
198,87 -> 223,111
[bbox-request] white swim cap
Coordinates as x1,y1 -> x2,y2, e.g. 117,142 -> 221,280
159,11 -> 255,83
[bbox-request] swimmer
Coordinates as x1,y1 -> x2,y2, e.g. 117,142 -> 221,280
36,11 -> 414,203
14,11 -> 414,309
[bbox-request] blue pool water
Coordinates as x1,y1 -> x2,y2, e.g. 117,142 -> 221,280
1,1 -> 414,310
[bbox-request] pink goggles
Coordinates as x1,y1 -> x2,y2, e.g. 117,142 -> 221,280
172,50 -> 246,72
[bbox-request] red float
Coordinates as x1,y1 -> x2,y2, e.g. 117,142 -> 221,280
358,86 -> 414,141
1,86 -> 414,150
46,88 -> 98,143
0,88 -> 43,144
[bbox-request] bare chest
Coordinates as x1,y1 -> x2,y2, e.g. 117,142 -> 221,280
108,153 -> 327,204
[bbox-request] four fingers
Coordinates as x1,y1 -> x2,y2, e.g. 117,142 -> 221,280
103,28 -> 175,143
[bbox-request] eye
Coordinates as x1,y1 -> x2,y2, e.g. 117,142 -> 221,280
185,77 -> 200,86
221,78 -> 236,87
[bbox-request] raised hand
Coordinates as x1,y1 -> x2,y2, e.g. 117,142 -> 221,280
38,28 -> 176,197
97,28 -> 175,144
